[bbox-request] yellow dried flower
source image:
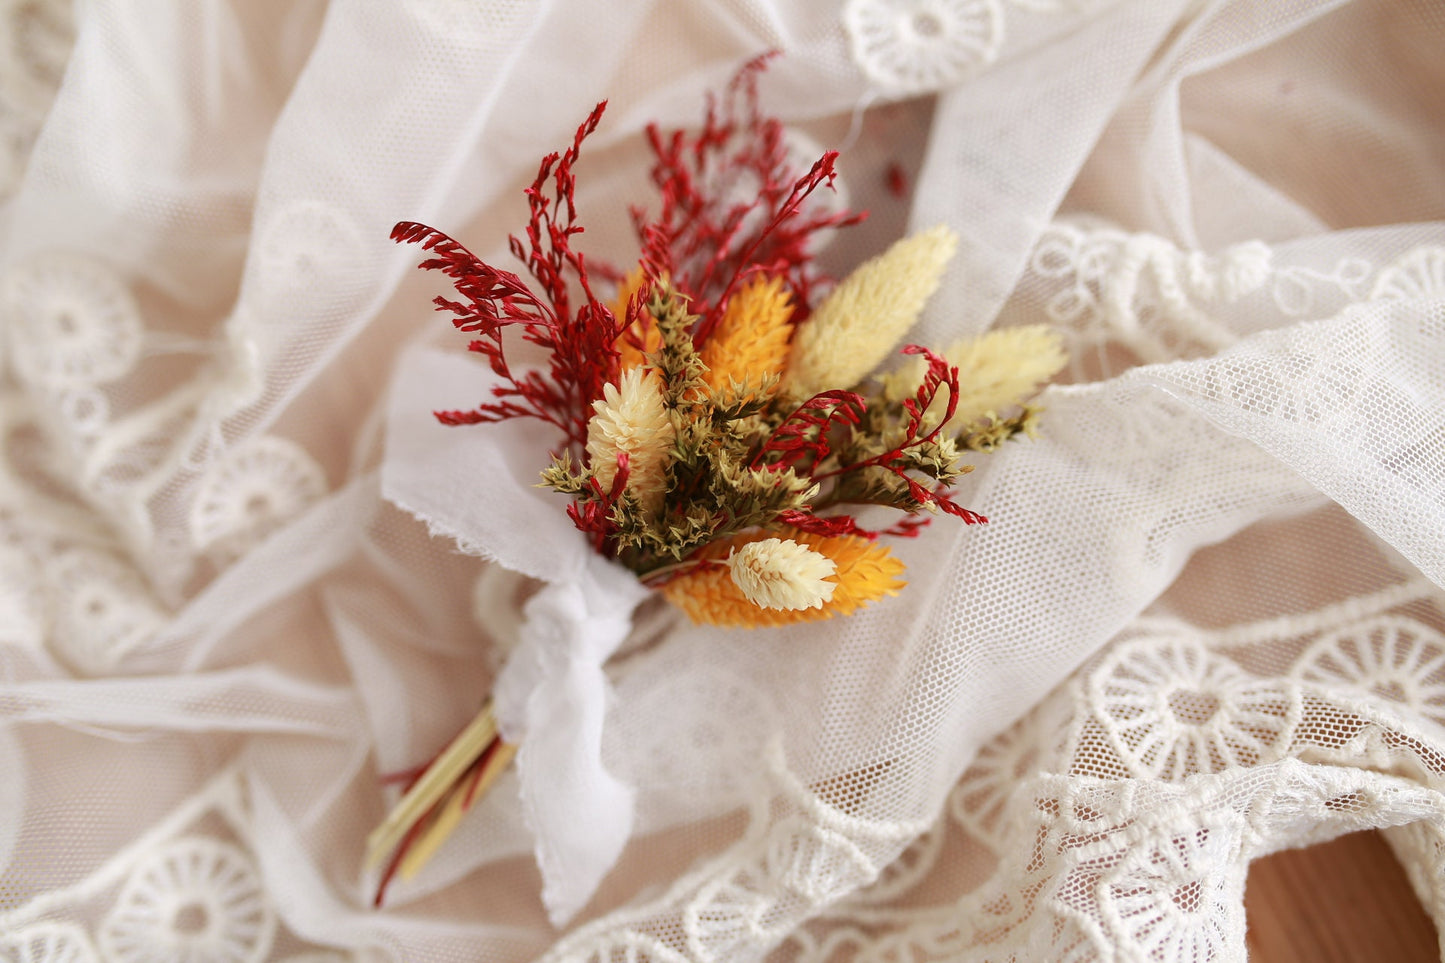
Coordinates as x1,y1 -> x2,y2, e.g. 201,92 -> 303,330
613,266 -> 661,372
783,225 -> 958,399
662,529 -> 906,627
700,274 -> 794,395
586,366 -> 675,516
882,325 -> 1067,428
725,537 -> 837,610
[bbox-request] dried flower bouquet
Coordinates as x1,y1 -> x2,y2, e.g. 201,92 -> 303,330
368,56 -> 1065,913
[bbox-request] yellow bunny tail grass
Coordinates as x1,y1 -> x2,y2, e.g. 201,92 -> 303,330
613,265 -> 662,372
783,225 -> 958,399
882,325 -> 1068,428
662,530 -> 906,627
700,273 -> 794,396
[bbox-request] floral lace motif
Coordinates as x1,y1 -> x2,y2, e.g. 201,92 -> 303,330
0,540 -> 44,651
776,572 -> 1445,963
46,548 -> 168,674
97,837 -> 276,963
187,435 -> 328,557
842,0 -> 1108,94
843,0 -> 1004,93
1028,223 -> 1269,364
1,255 -> 144,388
1029,225 -> 1445,372
542,740 -> 928,963
1095,816 -> 1246,960
1293,615 -> 1445,728
248,200 -> 368,327
1088,632 -> 1301,781
0,922 -> 100,963
946,695 -> 1070,851
610,662 -> 782,827
0,771 -> 369,963
1369,245 -> 1445,301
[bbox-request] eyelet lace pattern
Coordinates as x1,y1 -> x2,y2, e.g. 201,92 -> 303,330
0,923 -> 100,963
0,772 -> 366,963
97,837 -> 276,963
843,0 -> 1004,93
0,6 -> 1442,962
187,435 -> 328,557
769,571 -> 1445,963
1,256 -> 144,388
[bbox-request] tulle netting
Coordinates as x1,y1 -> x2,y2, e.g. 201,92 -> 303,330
0,0 -> 1442,961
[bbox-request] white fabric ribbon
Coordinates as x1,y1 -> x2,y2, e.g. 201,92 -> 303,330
382,344 -> 648,926
494,558 -> 649,925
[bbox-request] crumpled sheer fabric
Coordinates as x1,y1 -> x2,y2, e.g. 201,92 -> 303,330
0,0 -> 1441,961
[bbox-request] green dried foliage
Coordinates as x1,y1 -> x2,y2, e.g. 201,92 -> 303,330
957,406 -> 1042,452
538,282 -> 1040,575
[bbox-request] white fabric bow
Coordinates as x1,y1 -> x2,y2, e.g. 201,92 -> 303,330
382,344 -> 648,926
494,558 -> 649,924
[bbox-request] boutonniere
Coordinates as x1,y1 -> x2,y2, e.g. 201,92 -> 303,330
368,55 -> 1064,921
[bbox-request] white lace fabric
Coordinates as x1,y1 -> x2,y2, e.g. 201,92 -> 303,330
0,1 -> 1442,961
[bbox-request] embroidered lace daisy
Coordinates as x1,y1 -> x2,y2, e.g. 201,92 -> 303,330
725,537 -> 837,611
843,0 -> 1004,95
586,366 -> 675,516
98,837 -> 276,963
784,225 -> 958,398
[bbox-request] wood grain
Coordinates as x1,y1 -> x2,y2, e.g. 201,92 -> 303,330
1245,830 -> 1439,961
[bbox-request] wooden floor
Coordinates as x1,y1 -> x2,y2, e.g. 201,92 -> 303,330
1246,830 -> 1439,961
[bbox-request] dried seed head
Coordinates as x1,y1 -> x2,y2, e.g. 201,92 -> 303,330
725,537 -> 838,611
784,225 -> 958,398
586,366 -> 675,516
881,324 -> 1066,428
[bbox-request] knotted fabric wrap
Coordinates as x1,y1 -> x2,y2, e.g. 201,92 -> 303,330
495,561 -> 649,925
382,344 -> 648,926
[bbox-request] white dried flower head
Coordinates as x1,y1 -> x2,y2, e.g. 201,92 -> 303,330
725,537 -> 838,611
784,224 -> 958,399
586,366 -> 675,516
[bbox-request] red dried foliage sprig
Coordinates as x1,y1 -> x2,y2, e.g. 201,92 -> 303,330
566,451 -> 630,554
393,102 -> 637,454
891,347 -> 987,525
863,346 -> 987,525
751,390 -> 867,473
634,52 -> 865,344
731,346 -> 987,541
775,509 -> 872,539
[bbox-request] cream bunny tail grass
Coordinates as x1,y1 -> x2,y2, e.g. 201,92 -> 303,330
783,225 -> 959,399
